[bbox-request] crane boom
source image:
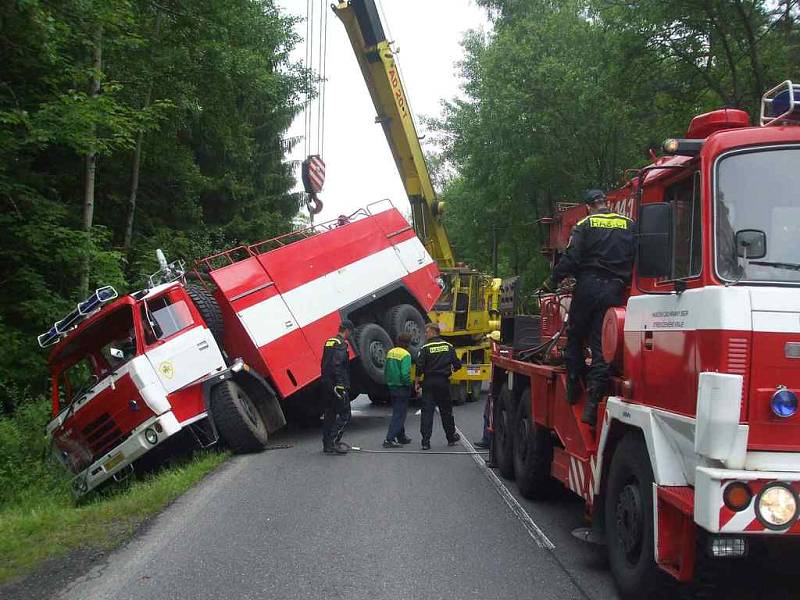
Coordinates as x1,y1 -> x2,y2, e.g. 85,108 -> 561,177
333,0 -> 455,268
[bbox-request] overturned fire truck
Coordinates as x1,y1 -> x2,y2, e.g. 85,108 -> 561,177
491,81 -> 800,597
41,202 -> 440,495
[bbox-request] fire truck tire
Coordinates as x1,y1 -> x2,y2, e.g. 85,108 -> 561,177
493,382 -> 516,480
605,434 -> 661,600
352,323 -> 393,385
186,284 -> 224,342
210,380 -> 269,453
384,304 -> 426,354
364,380 -> 391,405
512,388 -> 553,499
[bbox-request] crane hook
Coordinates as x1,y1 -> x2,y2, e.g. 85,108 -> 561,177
307,192 -> 324,215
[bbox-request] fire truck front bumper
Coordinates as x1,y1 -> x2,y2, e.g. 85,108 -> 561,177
696,466 -> 800,535
71,411 -> 185,496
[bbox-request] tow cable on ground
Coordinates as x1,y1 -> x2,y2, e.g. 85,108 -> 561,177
349,447 -> 489,455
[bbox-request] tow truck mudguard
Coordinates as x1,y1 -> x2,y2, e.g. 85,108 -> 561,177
202,358 -> 287,434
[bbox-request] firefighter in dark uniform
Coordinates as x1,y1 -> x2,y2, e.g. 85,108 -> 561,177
416,322 -> 463,450
547,189 -> 636,427
321,319 -> 354,454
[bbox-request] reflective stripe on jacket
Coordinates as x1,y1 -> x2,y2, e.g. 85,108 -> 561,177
416,336 -> 462,379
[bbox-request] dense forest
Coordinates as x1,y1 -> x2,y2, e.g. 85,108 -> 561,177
0,0 -> 309,410
3,0 -> 800,409
435,0 -> 800,293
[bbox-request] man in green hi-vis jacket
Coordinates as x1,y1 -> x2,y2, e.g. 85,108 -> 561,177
382,332 -> 414,448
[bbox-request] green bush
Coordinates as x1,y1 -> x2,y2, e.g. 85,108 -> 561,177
0,393 -> 71,509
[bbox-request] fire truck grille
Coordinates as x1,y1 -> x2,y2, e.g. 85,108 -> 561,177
726,338 -> 749,374
726,337 -> 750,396
82,413 -> 125,460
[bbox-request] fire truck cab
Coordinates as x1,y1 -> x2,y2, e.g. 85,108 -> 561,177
491,81 -> 800,597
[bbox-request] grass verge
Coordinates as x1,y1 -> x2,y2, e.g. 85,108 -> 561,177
0,450 -> 229,584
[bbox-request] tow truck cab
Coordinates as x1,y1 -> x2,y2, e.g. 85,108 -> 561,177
45,282 -> 229,494
490,80 -> 800,596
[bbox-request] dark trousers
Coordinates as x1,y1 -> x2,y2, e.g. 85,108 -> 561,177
321,383 -> 351,446
565,274 -> 624,395
386,386 -> 410,441
421,377 -> 457,443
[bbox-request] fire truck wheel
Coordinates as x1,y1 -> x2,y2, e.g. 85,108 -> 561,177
210,380 -> 269,453
605,434 -> 661,599
352,323 -> 393,385
186,284 -> 225,342
512,387 -> 553,499
385,304 -> 426,354
493,382 -> 516,480
364,380 -> 391,405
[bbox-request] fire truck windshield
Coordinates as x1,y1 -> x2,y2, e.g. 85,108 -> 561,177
715,146 -> 800,284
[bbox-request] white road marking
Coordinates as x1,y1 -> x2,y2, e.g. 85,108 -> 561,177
456,427 -> 556,550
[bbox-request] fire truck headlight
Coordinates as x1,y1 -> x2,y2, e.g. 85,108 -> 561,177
756,483 -> 798,529
144,427 -> 158,445
771,387 -> 797,418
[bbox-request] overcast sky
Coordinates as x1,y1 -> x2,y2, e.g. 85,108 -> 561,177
278,0 -> 489,222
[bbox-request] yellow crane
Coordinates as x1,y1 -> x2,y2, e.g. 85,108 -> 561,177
333,0 -> 511,402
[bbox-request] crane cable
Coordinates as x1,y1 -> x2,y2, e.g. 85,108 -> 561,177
303,0 -> 328,158
303,0 -> 328,218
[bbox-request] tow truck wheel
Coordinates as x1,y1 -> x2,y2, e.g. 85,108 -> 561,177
210,380 -> 269,453
450,382 -> 467,406
605,434 -> 661,599
493,382 -> 515,479
512,387 -> 553,499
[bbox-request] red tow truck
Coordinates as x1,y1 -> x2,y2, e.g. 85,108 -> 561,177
43,203 -> 441,495
490,81 -> 800,597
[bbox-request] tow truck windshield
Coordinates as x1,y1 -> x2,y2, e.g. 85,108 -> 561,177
716,146 -> 800,284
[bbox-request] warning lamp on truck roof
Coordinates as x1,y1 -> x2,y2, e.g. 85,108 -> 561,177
761,80 -> 800,126
662,138 -> 704,157
37,286 -> 118,348
686,108 -> 749,138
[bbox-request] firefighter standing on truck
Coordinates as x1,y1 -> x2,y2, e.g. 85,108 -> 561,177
416,322 -> 462,450
546,189 -> 636,428
321,320 -> 354,454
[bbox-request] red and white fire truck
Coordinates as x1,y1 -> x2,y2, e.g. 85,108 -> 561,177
42,202 -> 440,495
490,81 -> 800,597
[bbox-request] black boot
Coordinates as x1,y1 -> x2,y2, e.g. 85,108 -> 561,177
581,389 -> 603,428
566,376 -> 581,406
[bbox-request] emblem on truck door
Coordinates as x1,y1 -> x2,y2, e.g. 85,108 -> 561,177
158,360 -> 175,379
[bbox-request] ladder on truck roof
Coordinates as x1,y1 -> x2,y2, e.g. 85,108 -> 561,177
194,201 -> 396,273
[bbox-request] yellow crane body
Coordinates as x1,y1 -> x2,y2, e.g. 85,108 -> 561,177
333,0 -> 510,401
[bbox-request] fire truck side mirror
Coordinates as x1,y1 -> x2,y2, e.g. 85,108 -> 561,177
735,229 -> 767,259
637,202 -> 672,279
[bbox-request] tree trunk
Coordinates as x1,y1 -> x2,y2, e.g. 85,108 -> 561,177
123,12 -> 161,254
79,24 -> 103,297
123,88 -> 150,253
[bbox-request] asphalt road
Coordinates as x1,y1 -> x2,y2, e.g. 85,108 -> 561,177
50,396 -> 800,600
49,397 -> 607,600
